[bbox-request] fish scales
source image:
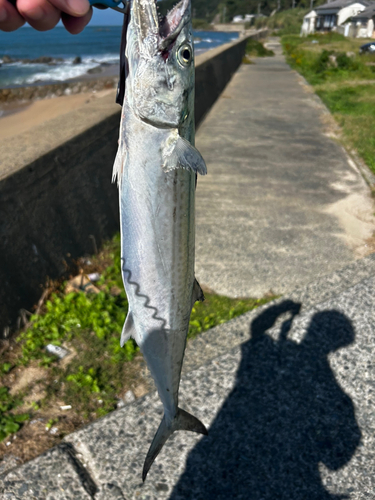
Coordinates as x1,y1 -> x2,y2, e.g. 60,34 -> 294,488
113,0 -> 208,480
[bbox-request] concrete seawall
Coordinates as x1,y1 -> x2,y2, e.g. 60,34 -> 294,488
0,30 -> 267,336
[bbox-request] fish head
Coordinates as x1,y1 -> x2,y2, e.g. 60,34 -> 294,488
128,0 -> 194,130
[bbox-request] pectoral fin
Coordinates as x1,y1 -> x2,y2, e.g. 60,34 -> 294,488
120,311 -> 135,347
162,131 -> 207,175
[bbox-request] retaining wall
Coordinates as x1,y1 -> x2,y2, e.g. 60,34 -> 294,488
0,30 -> 267,336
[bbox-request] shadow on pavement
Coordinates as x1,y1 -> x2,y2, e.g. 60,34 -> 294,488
169,300 -> 361,500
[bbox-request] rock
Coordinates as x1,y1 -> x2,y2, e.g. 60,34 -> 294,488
0,455 -> 21,476
72,56 -> 82,65
30,56 -> 53,64
95,483 -> 125,500
328,54 -> 337,67
65,274 -> 100,294
2,55 -> 14,64
346,51 -> 356,58
64,88 -> 72,96
87,66 -> 102,75
124,390 -> 136,403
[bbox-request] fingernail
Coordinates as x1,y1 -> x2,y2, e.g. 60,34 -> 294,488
26,5 -> 44,20
66,0 -> 89,15
0,7 -> 7,22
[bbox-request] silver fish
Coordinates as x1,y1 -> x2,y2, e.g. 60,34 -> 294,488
113,0 -> 208,481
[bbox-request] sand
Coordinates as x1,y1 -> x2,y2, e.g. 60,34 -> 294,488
0,89 -> 115,141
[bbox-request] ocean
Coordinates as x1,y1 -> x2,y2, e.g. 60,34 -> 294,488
0,27 -> 238,88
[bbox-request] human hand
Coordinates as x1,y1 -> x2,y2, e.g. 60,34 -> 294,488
0,0 -> 92,33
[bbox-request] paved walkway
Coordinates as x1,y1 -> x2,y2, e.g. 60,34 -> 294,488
195,39 -> 375,297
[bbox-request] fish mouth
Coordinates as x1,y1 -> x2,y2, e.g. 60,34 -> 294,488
133,0 -> 190,50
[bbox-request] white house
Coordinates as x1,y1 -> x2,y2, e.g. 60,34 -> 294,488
315,0 -> 370,31
348,4 -> 375,37
232,14 -> 255,23
301,10 -> 318,35
301,0 -> 371,34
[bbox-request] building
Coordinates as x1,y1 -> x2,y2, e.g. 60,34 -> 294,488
315,0 -> 370,31
348,4 -> 375,37
301,10 -> 318,35
301,0 -> 371,34
232,14 -> 255,23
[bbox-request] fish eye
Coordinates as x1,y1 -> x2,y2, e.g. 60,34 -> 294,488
177,44 -> 192,67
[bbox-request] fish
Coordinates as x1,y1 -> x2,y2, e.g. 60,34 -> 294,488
112,0 -> 208,481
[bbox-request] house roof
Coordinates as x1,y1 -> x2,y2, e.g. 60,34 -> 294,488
304,9 -> 317,17
316,0 -> 370,12
351,3 -> 375,17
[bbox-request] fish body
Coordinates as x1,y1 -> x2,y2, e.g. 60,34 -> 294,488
113,0 -> 207,480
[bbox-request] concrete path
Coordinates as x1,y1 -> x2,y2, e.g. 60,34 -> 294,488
195,39 -> 375,298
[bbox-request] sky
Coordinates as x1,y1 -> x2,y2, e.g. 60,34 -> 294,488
90,6 -> 124,25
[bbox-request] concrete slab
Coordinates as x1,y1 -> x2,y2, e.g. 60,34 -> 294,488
170,276 -> 375,500
195,40 -> 375,297
61,270 -> 375,500
0,443 -> 95,499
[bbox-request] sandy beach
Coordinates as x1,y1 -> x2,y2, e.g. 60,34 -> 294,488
0,88 -> 117,141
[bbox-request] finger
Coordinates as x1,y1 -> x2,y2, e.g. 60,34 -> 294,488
61,7 -> 92,34
0,0 -> 25,31
17,0 -> 61,30
49,0 -> 90,17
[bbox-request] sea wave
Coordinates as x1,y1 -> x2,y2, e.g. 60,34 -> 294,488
7,54 -> 119,86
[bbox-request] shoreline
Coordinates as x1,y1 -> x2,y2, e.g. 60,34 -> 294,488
0,49 -> 208,111
0,62 -> 120,110
0,37 -> 228,110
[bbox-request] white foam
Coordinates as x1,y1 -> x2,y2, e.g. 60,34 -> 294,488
10,53 -> 120,85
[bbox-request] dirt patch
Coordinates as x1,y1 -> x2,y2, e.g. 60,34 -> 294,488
0,412 -> 83,464
9,366 -> 46,396
324,191 -> 375,258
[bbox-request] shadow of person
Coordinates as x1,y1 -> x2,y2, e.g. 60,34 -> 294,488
169,301 -> 361,500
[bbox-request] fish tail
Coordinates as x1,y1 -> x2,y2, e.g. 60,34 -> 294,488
142,408 -> 208,481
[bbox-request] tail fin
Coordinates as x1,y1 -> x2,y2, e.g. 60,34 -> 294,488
142,408 -> 208,481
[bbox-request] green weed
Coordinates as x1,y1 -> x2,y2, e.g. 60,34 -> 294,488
189,295 -> 271,339
246,39 -> 274,57
1,363 -> 12,374
282,33 -> 375,174
1,233 -> 275,444
255,8 -> 309,36
0,387 -> 29,442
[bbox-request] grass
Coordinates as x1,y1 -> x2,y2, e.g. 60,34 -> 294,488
282,33 -> 375,175
246,39 -> 274,57
255,8 -> 309,36
243,39 -> 274,64
0,234 -> 275,461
